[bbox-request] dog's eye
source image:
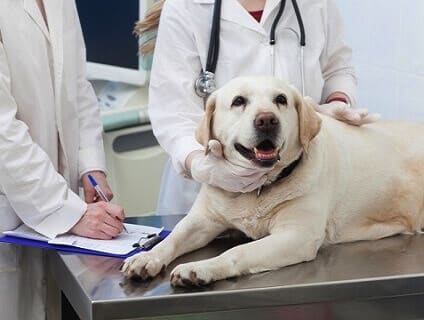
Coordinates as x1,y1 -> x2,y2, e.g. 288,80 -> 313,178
275,94 -> 287,106
232,96 -> 247,107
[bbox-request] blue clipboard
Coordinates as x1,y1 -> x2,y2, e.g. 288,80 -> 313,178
0,230 -> 170,259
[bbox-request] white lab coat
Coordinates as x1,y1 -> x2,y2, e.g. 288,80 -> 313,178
149,0 -> 357,215
0,1 -> 106,319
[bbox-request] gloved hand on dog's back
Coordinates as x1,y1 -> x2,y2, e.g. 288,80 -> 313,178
187,140 -> 269,193
305,96 -> 380,126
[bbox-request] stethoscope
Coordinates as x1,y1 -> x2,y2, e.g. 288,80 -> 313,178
194,0 -> 306,102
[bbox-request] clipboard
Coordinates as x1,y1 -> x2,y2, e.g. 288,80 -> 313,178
0,229 -> 170,259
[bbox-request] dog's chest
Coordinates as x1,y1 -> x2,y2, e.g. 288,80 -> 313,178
229,214 -> 270,239
209,192 -> 274,240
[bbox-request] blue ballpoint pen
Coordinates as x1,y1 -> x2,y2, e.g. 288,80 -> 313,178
88,174 -> 128,233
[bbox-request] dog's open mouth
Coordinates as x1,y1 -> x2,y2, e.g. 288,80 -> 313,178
234,140 -> 280,167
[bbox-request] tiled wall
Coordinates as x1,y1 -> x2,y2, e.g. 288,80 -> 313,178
336,0 -> 424,120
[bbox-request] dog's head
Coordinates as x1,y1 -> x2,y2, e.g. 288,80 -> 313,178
196,76 -> 322,169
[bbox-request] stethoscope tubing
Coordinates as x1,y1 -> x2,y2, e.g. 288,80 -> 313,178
196,0 -> 307,99
206,0 -> 222,74
270,0 -> 287,45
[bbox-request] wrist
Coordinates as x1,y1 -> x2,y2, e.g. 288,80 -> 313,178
80,169 -> 106,180
325,92 -> 349,105
326,97 -> 349,104
184,150 -> 204,178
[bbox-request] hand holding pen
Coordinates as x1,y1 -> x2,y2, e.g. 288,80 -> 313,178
88,174 -> 128,233
69,201 -> 125,239
81,171 -> 113,204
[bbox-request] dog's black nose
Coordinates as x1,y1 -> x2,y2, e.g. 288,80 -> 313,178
254,112 -> 279,131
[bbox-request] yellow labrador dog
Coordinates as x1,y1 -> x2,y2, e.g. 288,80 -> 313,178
122,76 -> 424,286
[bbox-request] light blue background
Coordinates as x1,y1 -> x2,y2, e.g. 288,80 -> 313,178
337,0 -> 424,120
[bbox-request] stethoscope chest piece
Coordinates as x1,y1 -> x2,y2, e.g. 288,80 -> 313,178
194,71 -> 217,98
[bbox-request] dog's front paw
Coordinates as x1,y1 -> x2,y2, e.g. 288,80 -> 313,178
121,252 -> 166,280
170,262 -> 215,287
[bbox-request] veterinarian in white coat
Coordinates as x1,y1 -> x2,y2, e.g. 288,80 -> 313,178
142,0 -> 374,215
0,1 -> 125,319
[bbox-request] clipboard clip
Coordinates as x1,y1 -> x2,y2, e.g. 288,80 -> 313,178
132,227 -> 164,249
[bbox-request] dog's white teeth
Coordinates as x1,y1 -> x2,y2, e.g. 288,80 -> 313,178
254,148 -> 278,160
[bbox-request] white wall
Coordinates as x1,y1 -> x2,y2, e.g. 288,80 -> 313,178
336,0 -> 424,120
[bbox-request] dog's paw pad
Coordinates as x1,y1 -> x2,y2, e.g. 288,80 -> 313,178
121,253 -> 166,280
170,264 -> 213,287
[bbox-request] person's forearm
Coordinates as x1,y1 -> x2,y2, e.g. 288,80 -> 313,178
321,0 -> 357,106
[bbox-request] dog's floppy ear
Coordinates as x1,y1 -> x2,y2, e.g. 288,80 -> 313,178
195,92 -> 216,155
291,86 -> 322,153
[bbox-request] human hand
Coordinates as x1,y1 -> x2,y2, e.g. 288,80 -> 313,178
190,140 -> 269,193
69,202 -> 125,239
305,97 -> 380,126
81,171 -> 113,203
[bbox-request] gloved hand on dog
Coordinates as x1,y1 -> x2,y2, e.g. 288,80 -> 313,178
305,96 -> 380,126
190,140 -> 269,193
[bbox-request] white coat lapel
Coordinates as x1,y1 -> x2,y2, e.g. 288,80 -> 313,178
194,0 -> 266,35
43,0 -> 71,183
261,0 -> 283,27
43,0 -> 64,104
221,0 -> 266,35
23,0 -> 50,41
263,0 -> 302,38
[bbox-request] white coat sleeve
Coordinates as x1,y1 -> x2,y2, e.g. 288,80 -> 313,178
0,40 -> 86,239
72,2 -> 107,177
320,0 -> 357,106
148,1 -> 205,175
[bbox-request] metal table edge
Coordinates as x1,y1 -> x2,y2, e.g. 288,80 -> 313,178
48,250 -> 94,320
91,273 -> 424,319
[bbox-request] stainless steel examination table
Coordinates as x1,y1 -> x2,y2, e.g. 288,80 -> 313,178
47,215 -> 424,320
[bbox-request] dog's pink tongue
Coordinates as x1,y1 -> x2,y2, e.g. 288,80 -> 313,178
254,148 -> 278,160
